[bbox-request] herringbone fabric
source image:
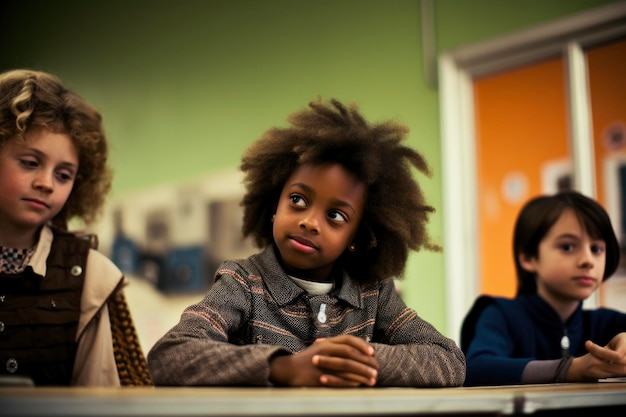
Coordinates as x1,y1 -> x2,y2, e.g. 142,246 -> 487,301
148,246 -> 465,387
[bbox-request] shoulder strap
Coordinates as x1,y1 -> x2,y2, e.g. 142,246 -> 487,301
107,290 -> 153,386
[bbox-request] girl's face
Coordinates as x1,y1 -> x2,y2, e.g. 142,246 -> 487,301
519,208 -> 606,308
0,129 -> 78,247
272,162 -> 366,282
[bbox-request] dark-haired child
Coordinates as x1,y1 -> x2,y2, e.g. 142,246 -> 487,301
0,69 -> 151,386
461,191 -> 626,386
148,98 -> 465,387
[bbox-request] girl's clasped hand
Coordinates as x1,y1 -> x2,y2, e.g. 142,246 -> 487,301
270,335 -> 378,387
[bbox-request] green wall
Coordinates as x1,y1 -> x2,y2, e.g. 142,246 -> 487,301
0,0 -> 617,337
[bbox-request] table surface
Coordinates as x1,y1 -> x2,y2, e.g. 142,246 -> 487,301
508,380 -> 626,413
0,382 -> 625,416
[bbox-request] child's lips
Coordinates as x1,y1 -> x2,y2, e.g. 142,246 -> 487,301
24,198 -> 50,209
290,235 -> 318,252
574,276 -> 597,286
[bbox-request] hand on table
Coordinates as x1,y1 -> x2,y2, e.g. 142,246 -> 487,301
568,332 -> 626,381
269,335 -> 378,387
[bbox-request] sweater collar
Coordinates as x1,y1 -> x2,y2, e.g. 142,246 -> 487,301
519,293 -> 583,328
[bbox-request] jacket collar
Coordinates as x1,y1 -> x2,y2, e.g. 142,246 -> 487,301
254,245 -> 363,309
27,225 -> 53,277
519,293 -> 583,328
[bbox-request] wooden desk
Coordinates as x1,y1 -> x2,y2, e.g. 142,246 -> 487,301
0,386 -> 515,417
512,382 -> 626,414
0,383 -> 624,416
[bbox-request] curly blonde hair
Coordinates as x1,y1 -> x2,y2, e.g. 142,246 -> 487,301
240,98 -> 441,284
0,69 -> 112,229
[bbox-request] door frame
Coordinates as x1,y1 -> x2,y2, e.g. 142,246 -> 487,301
439,2 -> 626,342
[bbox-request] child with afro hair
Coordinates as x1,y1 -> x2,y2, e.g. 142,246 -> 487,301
148,98 -> 465,387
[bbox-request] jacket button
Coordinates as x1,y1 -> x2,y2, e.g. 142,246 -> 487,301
71,265 -> 83,276
0,321 -> 4,332
6,358 -> 18,373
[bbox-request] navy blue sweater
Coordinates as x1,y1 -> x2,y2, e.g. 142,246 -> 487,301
461,294 -> 626,386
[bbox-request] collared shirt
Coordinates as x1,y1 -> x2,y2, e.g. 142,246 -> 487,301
0,246 -> 34,274
148,245 -> 465,387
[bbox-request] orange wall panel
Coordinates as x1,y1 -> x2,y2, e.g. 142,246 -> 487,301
473,58 -> 570,297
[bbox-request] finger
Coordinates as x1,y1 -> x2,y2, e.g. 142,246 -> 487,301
319,373 -> 368,387
315,335 -> 373,354
313,354 -> 378,379
586,340 -> 622,364
327,335 -> 375,356
313,338 -> 377,366
313,354 -> 379,373
312,345 -> 379,369
320,372 -> 376,387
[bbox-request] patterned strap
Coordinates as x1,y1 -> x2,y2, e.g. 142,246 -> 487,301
107,291 -> 153,386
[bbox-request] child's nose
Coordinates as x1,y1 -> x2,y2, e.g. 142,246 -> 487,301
578,248 -> 595,269
33,172 -> 53,191
299,212 -> 321,233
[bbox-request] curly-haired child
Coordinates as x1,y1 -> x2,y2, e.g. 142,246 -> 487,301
148,98 -> 465,387
0,69 -> 151,386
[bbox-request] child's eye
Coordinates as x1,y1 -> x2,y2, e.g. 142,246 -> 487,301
591,244 -> 605,255
289,194 -> 306,207
328,210 -> 347,223
55,170 -> 75,183
560,243 -> 574,252
19,158 -> 38,169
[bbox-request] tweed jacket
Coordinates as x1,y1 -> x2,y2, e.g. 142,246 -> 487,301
148,245 -> 465,387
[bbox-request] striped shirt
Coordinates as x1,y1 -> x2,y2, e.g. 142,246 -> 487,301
147,245 -> 465,387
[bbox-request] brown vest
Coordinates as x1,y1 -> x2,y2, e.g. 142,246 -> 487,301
0,231 -> 89,385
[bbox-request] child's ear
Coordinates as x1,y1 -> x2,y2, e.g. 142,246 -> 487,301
518,253 -> 537,273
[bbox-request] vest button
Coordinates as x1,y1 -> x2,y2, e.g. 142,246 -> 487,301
6,358 -> 18,373
71,265 -> 83,276
0,321 -> 4,332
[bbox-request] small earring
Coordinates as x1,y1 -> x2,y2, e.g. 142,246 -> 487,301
348,243 -> 357,252
271,214 -> 276,222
